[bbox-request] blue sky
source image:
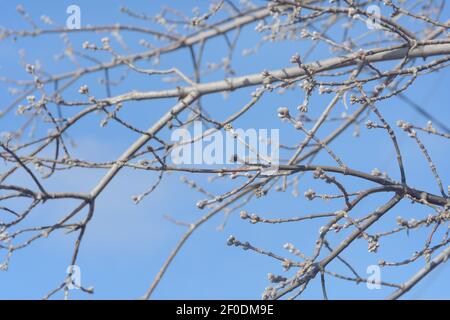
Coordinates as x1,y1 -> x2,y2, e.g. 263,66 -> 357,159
0,1 -> 450,299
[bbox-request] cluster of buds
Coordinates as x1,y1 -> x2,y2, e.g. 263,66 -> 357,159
425,121 -> 437,134
223,123 -> 233,131
313,167 -> 325,179
254,186 -> 266,198
26,95 -> 35,104
262,286 -> 277,300
299,79 -> 314,92
318,85 -> 332,95
78,85 -> 89,95
239,211 -> 260,224
227,235 -> 249,249
101,37 -> 110,50
267,273 -> 287,284
349,94 -> 360,105
251,86 -> 264,98
365,120 -> 376,129
300,29 -> 309,39
396,120 -> 416,137
371,168 -> 382,176
304,188 -> 316,201
82,41 -> 98,50
290,53 -> 301,64
40,15 -> 53,25
277,106 -> 290,119
396,120 -> 412,131
25,64 -> 35,74
365,120 -> 383,129
17,104 -> 31,115
137,159 -> 150,167
367,236 -> 380,253
297,103 -> 308,113
283,242 -> 303,257
261,70 -> 273,87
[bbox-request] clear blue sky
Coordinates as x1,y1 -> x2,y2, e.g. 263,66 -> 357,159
0,1 -> 449,299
